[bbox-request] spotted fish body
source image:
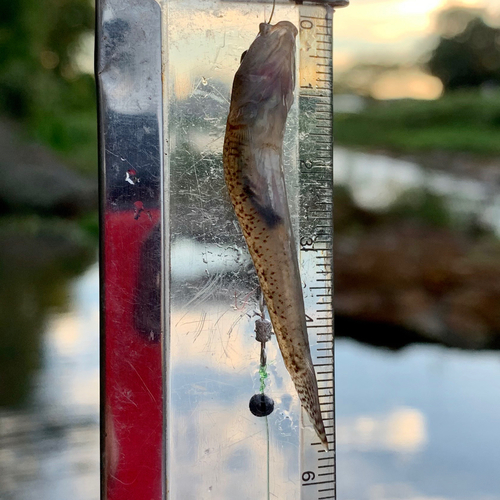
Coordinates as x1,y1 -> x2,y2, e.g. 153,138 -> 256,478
223,21 -> 328,449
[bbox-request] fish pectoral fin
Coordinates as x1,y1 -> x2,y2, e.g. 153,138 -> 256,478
242,146 -> 288,229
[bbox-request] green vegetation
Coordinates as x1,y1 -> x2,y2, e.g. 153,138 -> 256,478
386,189 -> 452,228
77,210 -> 99,239
0,0 -> 96,176
335,7 -> 500,157
335,91 -> 500,155
0,2 -> 98,407
28,73 -> 97,175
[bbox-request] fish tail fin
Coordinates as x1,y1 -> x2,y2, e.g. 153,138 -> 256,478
295,365 -> 329,451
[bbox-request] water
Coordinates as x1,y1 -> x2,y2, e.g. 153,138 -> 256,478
0,262 -> 99,500
336,340 -> 500,500
335,147 -> 500,235
2,260 -> 499,499
1,147 -> 500,498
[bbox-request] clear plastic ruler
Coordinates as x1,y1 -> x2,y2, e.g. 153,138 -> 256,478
97,1 -> 347,499
297,5 -> 338,499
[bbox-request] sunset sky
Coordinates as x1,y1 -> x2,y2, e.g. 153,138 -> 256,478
333,0 -> 500,98
334,0 -> 499,68
85,0 -> 500,100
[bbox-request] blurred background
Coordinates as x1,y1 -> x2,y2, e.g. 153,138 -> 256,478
0,0 -> 499,499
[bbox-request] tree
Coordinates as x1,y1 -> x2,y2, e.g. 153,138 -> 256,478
0,0 -> 94,117
427,8 -> 500,92
0,0 -> 96,173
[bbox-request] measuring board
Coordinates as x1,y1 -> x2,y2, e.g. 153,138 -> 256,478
298,5 -> 336,500
98,1 -> 346,498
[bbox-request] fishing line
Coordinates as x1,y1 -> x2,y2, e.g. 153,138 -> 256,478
260,329 -> 271,500
259,350 -> 271,500
265,414 -> 270,500
258,295 -> 271,500
267,0 -> 276,24
248,292 -> 273,500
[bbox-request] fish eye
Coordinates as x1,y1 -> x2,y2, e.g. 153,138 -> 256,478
240,50 -> 247,63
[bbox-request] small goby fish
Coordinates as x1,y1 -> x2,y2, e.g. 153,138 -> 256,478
223,21 -> 328,449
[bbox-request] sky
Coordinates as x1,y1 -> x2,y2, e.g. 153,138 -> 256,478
333,0 -> 500,98
334,0 -> 500,69
84,0 -> 500,100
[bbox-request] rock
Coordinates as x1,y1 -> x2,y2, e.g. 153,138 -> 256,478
0,118 -> 97,216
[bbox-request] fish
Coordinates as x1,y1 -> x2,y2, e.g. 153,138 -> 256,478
223,20 -> 328,450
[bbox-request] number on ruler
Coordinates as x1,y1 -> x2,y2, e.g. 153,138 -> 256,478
300,236 -> 316,252
302,471 -> 316,482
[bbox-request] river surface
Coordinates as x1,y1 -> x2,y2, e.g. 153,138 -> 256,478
1,150 -> 500,499
0,262 -> 100,500
335,147 -> 500,234
2,261 -> 499,500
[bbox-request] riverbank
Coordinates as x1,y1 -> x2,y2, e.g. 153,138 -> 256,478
335,91 -> 500,158
333,146 -> 500,351
0,118 -> 97,217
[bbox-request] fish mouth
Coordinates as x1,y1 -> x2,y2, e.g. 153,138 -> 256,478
259,20 -> 298,39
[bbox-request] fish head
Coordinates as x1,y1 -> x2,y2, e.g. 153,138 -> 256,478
229,21 -> 297,132
250,21 -> 298,67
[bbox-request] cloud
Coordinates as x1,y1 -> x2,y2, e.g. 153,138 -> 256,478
337,407 -> 428,453
370,69 -> 443,99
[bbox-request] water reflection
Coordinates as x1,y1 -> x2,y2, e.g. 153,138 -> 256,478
336,339 -> 500,500
335,147 -> 500,235
0,220 -> 98,500
337,407 -> 427,454
0,219 -> 95,408
1,208 -> 500,498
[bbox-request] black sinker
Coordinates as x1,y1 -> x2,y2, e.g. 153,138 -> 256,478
249,393 -> 274,417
